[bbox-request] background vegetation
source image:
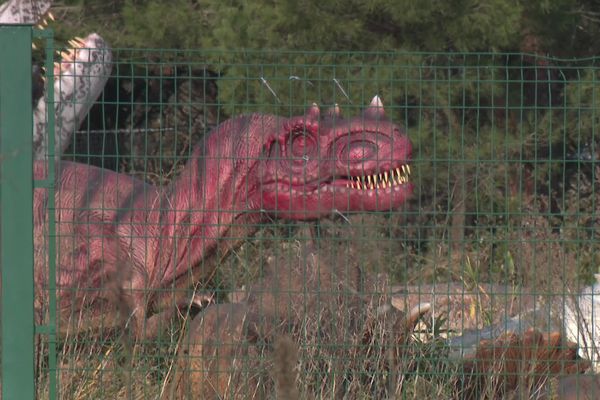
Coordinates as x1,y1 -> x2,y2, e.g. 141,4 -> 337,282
47,0 -> 600,281
20,1 -> 600,398
47,0 -> 600,55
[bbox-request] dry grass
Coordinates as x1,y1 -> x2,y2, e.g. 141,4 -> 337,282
38,95 -> 600,400
32,201 -> 598,399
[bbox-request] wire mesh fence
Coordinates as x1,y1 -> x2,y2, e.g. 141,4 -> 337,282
1,26 -> 600,399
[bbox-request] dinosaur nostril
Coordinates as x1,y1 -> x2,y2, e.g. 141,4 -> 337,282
341,141 -> 378,163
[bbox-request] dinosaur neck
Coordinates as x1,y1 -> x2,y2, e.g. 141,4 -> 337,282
152,145 -> 262,285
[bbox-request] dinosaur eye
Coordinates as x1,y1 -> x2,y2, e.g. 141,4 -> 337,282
289,129 -> 316,158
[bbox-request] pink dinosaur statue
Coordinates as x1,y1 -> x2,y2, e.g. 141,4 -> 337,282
32,97 -> 413,336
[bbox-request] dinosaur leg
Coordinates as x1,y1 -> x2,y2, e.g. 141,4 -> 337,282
138,291 -> 215,339
163,303 -> 266,400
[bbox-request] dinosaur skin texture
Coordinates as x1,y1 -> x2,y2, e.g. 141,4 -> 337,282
32,98 -> 413,336
0,0 -> 112,159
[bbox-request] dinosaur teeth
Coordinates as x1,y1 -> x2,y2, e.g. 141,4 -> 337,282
60,51 -> 74,62
35,12 -> 55,30
68,39 -> 82,48
347,165 -> 411,191
327,103 -> 341,118
58,47 -> 79,62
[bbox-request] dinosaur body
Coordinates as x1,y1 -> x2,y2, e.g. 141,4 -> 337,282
1,0 -> 112,159
33,99 -> 413,335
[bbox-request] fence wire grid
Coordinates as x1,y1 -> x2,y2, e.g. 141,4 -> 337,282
1,27 -> 600,400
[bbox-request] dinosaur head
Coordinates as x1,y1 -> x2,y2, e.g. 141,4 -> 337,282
0,0 -> 51,23
1,0 -> 113,159
257,96 -> 413,220
33,33 -> 112,159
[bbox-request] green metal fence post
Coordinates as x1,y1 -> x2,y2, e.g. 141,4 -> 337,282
0,25 -> 35,400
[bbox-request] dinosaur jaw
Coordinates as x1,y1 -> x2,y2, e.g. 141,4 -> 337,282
0,0 -> 113,159
0,0 -> 51,24
33,33 -> 112,159
260,163 -> 413,220
52,34 -> 110,75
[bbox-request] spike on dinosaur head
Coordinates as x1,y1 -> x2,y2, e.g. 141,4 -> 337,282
306,103 -> 320,120
326,103 -> 341,119
249,96 -> 413,220
363,95 -> 385,119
